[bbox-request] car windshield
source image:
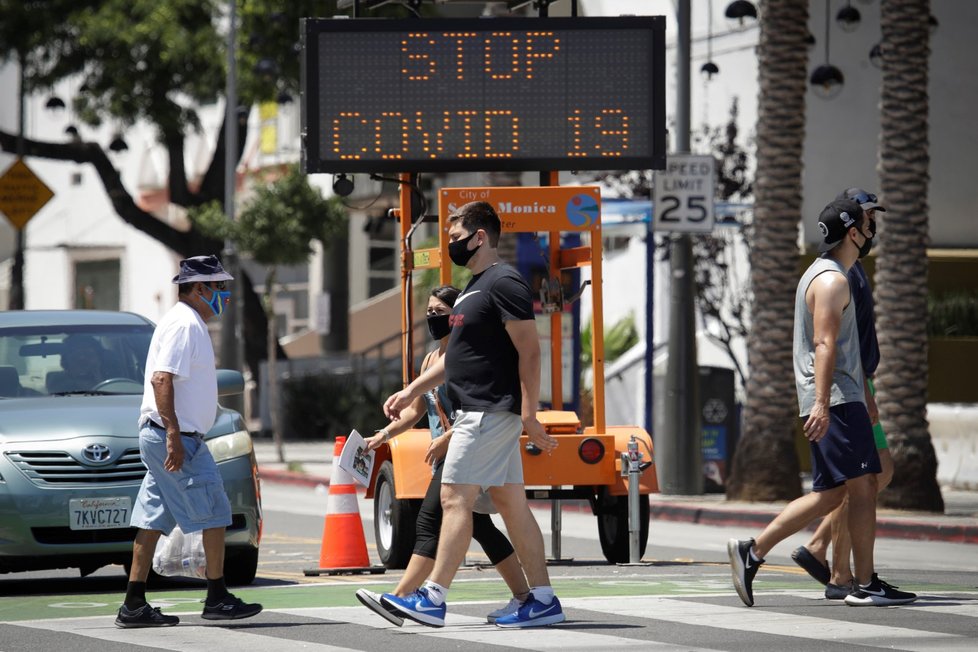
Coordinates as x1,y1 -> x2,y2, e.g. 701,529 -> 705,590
0,324 -> 152,398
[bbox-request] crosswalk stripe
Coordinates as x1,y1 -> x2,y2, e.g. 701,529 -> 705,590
12,616 -> 359,652
563,595 -> 974,651
274,605 -> 723,651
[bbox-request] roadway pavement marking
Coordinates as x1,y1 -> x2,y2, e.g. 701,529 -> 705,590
274,606 -> 721,651
12,615 -> 360,652
564,595 -> 976,651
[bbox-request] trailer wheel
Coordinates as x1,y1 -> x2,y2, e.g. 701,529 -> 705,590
373,460 -> 416,569
596,489 -> 649,563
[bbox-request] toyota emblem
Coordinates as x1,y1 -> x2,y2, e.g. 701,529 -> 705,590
82,443 -> 112,464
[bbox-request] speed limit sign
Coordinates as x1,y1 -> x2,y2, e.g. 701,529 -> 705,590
653,154 -> 716,233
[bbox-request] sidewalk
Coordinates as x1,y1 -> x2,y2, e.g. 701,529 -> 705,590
253,439 -> 978,545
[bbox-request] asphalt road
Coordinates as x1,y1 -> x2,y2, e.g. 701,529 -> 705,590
1,482 -> 976,651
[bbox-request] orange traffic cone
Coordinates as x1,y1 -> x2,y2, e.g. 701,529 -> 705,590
303,436 -> 385,576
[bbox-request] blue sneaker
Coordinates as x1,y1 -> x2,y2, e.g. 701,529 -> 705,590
494,594 -> 565,628
380,589 -> 446,628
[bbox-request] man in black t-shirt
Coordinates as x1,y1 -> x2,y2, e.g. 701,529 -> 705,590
380,201 -> 564,629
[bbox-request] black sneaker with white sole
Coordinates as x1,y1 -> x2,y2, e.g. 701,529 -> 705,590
356,588 -> 404,626
728,538 -> 764,607
844,574 -> 917,606
115,604 -> 180,628
201,594 -> 263,620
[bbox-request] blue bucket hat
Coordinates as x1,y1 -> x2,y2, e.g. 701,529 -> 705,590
171,255 -> 234,284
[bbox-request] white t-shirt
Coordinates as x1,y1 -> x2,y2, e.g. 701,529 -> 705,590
140,301 -> 218,434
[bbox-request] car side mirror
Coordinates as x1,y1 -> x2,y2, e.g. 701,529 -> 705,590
216,369 -> 245,396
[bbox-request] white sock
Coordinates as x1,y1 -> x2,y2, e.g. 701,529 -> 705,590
421,580 -> 448,606
530,585 -> 555,605
749,547 -> 763,563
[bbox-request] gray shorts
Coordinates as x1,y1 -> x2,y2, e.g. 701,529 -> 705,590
130,423 -> 232,535
442,410 -> 524,489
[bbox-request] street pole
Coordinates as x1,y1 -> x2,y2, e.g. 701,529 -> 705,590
220,0 -> 245,413
659,0 -> 703,495
9,55 -> 26,310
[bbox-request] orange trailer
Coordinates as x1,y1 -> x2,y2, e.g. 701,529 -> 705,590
365,183 -> 657,567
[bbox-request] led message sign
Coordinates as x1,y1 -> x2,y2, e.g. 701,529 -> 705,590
301,17 -> 666,173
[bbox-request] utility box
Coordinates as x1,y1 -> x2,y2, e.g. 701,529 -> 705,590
699,366 -> 738,493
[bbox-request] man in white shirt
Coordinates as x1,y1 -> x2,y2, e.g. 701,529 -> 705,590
117,255 -> 262,628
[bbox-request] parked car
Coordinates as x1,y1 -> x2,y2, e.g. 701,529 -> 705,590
0,310 -> 261,584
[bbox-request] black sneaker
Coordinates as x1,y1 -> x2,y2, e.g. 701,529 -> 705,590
824,580 -> 854,600
791,546 -> 831,585
115,604 -> 179,628
728,538 -> 763,607
201,594 -> 263,620
356,588 -> 404,626
844,574 -> 917,607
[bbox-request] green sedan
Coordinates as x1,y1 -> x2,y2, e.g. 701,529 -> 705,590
0,310 -> 261,584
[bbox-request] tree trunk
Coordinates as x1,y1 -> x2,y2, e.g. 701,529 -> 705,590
726,0 -> 809,501
265,267 -> 284,464
875,0 -> 943,511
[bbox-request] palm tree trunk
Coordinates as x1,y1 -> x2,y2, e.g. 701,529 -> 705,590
726,0 -> 808,501
874,0 -> 943,511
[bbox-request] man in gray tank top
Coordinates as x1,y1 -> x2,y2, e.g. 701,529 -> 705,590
727,199 -> 916,607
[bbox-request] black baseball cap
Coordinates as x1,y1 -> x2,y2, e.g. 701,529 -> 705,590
172,255 -> 234,284
837,187 -> 886,212
817,199 -> 864,253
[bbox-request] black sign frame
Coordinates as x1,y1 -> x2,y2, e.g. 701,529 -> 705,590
301,16 -> 666,174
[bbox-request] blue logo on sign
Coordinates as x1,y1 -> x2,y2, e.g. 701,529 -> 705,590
567,194 -> 599,227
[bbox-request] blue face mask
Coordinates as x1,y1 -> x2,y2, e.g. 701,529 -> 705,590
201,284 -> 231,317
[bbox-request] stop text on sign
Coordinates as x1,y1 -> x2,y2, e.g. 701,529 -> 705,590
301,17 -> 666,173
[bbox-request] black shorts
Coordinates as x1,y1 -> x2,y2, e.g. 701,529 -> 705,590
806,402 -> 881,491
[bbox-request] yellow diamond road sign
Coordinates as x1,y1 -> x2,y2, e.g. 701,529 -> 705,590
0,159 -> 55,230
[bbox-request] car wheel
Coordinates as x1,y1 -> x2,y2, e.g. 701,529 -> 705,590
596,488 -> 649,563
224,546 -> 259,586
373,460 -> 416,569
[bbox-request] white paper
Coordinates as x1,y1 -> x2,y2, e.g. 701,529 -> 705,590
337,429 -> 375,487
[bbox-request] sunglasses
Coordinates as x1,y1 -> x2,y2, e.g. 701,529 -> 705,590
851,191 -> 877,205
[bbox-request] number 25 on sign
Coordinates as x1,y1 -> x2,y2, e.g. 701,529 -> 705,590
653,154 -> 716,233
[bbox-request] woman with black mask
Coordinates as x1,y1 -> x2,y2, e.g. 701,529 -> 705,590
356,285 -> 530,626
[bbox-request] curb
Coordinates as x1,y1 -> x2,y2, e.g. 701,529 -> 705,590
259,468 -> 329,489
257,466 -> 978,545
650,502 -> 978,545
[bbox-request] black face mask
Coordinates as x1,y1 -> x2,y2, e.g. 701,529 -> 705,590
427,313 -> 451,340
448,231 -> 480,267
857,234 -> 874,259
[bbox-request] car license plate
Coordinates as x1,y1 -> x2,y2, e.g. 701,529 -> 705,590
68,497 -> 132,530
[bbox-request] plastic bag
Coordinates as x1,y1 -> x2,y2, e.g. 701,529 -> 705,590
152,525 -> 207,579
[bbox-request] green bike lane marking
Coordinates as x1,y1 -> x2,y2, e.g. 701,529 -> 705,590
3,572 -> 977,623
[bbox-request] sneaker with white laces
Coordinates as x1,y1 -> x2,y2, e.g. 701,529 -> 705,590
356,588 -> 404,626
201,594 -> 263,620
728,538 -> 764,607
486,596 -> 525,623
115,603 -> 179,628
494,594 -> 565,628
844,574 -> 917,606
380,588 -> 446,627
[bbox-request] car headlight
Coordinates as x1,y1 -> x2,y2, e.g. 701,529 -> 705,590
206,430 -> 254,463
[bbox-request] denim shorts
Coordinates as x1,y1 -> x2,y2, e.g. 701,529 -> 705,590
130,423 -> 232,535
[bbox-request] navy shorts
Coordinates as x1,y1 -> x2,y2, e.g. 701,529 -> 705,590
807,402 -> 881,492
